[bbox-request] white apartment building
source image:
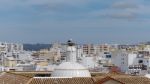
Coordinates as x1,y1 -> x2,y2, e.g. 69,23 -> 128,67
111,49 -> 150,75
111,50 -> 137,72
0,42 -> 23,53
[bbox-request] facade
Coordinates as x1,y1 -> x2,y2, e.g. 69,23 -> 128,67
111,50 -> 150,75
82,44 -> 96,55
111,50 -> 137,72
16,64 -> 35,71
35,46 -> 61,64
96,44 -> 111,53
0,42 -> 23,53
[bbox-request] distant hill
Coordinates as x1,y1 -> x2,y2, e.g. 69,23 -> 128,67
23,44 -> 52,51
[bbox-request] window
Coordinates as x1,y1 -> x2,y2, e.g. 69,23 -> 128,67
139,60 -> 143,63
121,58 -> 124,60
106,55 -> 111,58
129,66 -> 133,69
104,52 -> 109,54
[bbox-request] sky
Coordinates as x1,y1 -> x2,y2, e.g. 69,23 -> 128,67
0,0 -> 150,44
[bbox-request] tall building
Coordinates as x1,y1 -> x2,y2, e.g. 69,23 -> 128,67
82,44 -> 96,56
96,44 -> 111,53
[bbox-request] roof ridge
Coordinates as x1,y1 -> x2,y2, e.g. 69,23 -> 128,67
97,76 -> 125,84
5,71 -> 33,78
26,78 -> 34,84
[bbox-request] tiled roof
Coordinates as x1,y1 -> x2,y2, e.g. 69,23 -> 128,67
1,71 -> 150,84
93,72 -> 150,84
0,72 -> 31,84
28,77 -> 94,84
95,76 -> 124,84
113,77 -> 150,84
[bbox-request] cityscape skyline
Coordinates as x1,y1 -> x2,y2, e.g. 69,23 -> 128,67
0,0 -> 150,43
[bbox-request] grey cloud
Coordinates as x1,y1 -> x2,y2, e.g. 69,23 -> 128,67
31,4 -> 63,12
0,0 -> 89,11
107,1 -> 140,20
88,1 -> 140,20
89,9 -> 137,20
112,2 -> 138,9
109,12 -> 137,19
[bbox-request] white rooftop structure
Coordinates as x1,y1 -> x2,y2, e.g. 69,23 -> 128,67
52,62 -> 91,77
51,40 -> 91,77
145,74 -> 150,78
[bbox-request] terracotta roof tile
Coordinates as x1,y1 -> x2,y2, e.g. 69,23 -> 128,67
95,76 -> 124,84
0,72 -> 31,84
94,73 -> 150,84
1,72 -> 150,84
28,77 -> 94,84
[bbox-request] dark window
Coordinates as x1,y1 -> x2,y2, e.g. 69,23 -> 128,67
129,66 -> 133,69
139,60 -> 143,63
106,55 -> 111,58
104,52 -> 109,54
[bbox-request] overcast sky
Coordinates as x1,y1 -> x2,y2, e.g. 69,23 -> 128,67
0,0 -> 150,44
